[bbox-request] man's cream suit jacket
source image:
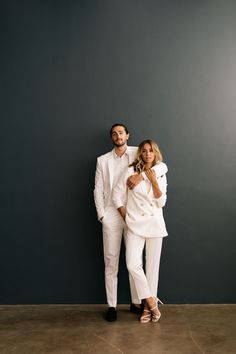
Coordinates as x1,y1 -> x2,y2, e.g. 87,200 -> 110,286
94,147 -> 138,221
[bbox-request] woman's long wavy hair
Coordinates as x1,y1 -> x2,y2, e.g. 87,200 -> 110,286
130,139 -> 163,173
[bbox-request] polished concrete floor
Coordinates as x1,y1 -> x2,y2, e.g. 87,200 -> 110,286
0,304 -> 235,354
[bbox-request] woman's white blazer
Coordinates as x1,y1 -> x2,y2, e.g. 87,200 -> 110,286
112,164 -> 168,238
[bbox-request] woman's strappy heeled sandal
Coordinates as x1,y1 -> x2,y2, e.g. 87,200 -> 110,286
140,309 -> 152,323
150,297 -> 163,323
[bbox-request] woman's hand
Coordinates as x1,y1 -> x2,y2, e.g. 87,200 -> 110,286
145,168 -> 157,185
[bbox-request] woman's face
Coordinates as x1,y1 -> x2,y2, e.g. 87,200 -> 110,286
141,143 -> 155,164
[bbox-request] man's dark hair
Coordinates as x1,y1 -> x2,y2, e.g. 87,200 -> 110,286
110,123 -> 129,137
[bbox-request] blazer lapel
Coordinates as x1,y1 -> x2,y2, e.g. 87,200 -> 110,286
140,179 -> 149,195
107,151 -> 114,190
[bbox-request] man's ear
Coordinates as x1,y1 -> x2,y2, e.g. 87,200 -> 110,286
126,133 -> 130,141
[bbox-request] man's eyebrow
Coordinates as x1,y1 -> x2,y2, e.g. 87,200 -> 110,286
112,130 -> 124,134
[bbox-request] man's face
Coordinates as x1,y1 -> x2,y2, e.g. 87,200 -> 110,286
111,126 -> 129,147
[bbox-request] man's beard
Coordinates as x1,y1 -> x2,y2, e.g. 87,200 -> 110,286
113,140 -> 127,147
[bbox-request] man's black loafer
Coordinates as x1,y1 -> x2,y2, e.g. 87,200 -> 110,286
130,303 -> 144,314
105,307 -> 117,322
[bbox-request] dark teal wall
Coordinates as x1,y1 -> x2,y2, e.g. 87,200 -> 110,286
1,0 -> 236,304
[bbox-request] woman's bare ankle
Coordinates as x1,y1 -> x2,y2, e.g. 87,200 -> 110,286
146,297 -> 155,309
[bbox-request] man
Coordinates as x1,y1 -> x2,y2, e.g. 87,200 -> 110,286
94,123 -> 167,321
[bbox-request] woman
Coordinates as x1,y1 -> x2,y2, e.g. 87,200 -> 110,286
112,139 -> 168,323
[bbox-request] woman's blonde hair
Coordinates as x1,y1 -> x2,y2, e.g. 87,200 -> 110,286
130,139 -> 163,173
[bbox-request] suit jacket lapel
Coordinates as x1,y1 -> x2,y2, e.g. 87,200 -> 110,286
108,151 -> 114,190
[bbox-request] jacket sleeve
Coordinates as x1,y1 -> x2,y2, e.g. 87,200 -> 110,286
155,173 -> 167,208
112,170 -> 129,210
93,158 -> 105,221
152,162 -> 168,177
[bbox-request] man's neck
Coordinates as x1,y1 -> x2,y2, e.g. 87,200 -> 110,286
114,144 -> 128,157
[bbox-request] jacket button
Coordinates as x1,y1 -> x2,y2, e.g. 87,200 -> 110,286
142,213 -> 145,216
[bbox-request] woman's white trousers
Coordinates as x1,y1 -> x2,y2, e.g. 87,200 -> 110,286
126,232 -> 163,300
